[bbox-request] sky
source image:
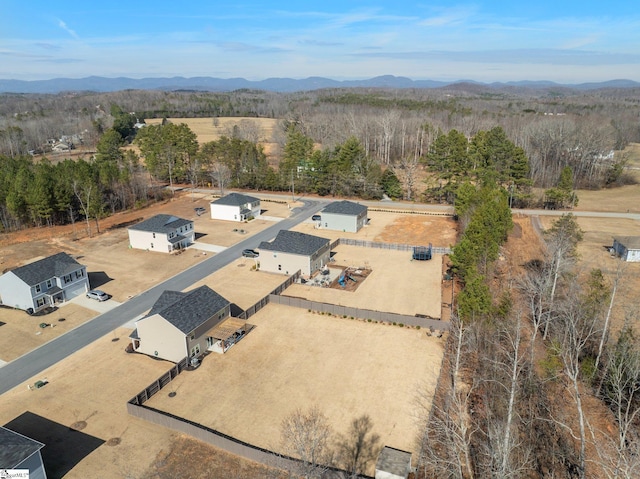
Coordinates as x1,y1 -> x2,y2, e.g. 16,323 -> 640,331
1,1 -> 640,84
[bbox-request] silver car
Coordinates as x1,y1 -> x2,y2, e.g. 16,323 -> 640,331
86,289 -> 109,301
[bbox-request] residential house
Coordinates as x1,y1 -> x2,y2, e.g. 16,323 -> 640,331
320,200 -> 368,233
0,252 -> 89,313
375,446 -> 412,479
612,236 -> 640,262
128,214 -> 195,253
129,285 -> 243,363
210,193 -> 261,222
258,230 -> 331,276
0,427 -> 47,479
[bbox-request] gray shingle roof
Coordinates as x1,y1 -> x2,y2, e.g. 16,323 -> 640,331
376,446 -> 411,477
258,230 -> 330,256
9,252 -> 83,286
144,285 -> 230,334
129,214 -> 192,233
0,427 -> 45,469
322,200 -> 367,216
211,192 -> 259,207
614,236 -> 640,249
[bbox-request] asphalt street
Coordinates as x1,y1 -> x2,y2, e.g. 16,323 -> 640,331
0,199 -> 325,395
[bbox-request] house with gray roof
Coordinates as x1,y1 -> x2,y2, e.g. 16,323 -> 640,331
210,192 -> 260,222
129,285 -> 241,362
128,214 -> 194,253
0,252 -> 89,313
258,230 -> 331,276
612,236 -> 640,262
320,200 -> 368,233
0,427 -> 47,479
375,446 -> 412,479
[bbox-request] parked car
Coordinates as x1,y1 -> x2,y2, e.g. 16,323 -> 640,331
242,249 -> 259,258
194,207 -> 206,216
86,289 -> 109,301
312,214 -> 321,221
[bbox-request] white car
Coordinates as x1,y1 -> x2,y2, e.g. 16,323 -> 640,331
86,290 -> 109,301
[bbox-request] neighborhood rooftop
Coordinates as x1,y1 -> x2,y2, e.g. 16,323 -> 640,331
128,214 -> 192,233
8,252 -> 82,286
142,285 -> 230,334
0,426 -> 45,469
322,200 -> 367,215
376,446 -> 412,477
211,192 -> 259,206
258,230 -> 330,256
614,236 -> 640,249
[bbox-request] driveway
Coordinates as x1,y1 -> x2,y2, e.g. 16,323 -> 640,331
68,294 -> 122,314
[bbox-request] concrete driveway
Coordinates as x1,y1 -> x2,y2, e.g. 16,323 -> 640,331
68,294 -> 122,314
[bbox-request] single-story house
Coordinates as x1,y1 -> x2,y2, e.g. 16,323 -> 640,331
130,285 -> 252,362
375,446 -> 412,479
320,200 -> 368,233
612,236 -> 640,262
210,192 -> 261,222
0,252 -> 89,313
258,230 -> 331,276
0,426 -> 47,479
128,214 -> 195,253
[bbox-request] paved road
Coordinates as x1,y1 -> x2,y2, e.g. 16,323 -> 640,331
0,200 -> 325,395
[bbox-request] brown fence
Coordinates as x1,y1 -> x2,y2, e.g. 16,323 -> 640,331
270,295 -> 449,331
335,237 -> 451,255
238,270 -> 302,320
130,356 -> 188,406
368,207 -> 452,217
127,402 -> 370,478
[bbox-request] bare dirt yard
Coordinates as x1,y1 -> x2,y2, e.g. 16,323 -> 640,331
146,305 -> 446,477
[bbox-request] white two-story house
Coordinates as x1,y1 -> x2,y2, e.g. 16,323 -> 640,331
128,214 -> 195,253
210,193 -> 261,222
0,252 -> 89,313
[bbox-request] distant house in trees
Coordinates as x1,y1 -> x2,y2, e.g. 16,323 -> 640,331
375,446 -> 412,479
0,252 -> 89,313
210,193 -> 261,222
0,427 -> 47,479
258,230 -> 331,276
612,236 -> 640,262
320,200 -> 368,233
128,214 -> 195,253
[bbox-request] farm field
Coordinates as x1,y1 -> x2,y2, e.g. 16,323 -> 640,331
145,305 -> 445,477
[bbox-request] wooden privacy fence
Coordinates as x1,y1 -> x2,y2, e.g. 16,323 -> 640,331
270,295 -> 449,331
238,270 -> 302,320
334,237 -> 451,255
130,356 -> 188,406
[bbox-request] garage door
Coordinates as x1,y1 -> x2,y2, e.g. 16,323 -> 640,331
65,282 -> 88,300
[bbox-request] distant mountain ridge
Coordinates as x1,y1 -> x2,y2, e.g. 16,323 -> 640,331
0,75 -> 638,94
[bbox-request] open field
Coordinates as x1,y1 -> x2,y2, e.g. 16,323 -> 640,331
145,305 -> 446,476
285,246 -> 443,318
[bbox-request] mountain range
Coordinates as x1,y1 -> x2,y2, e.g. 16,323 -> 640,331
0,75 -> 638,94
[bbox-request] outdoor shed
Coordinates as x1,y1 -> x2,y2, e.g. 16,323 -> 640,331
0,252 -> 89,313
0,426 -> 47,479
128,214 -> 195,253
321,200 -> 368,232
612,236 -> 640,262
129,285 -> 233,363
375,446 -> 412,479
210,192 -> 261,222
258,230 -> 331,276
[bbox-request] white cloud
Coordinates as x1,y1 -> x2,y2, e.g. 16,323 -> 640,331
57,19 -> 79,39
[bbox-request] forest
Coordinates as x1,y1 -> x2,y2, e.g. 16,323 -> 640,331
2,85 -> 640,478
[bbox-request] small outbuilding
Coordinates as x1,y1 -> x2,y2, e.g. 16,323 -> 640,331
210,192 -> 261,222
0,252 -> 89,313
128,214 -> 195,253
612,236 -> 640,262
0,426 -> 47,479
129,285 -> 233,363
375,446 -> 412,479
258,230 -> 331,276
320,200 -> 368,233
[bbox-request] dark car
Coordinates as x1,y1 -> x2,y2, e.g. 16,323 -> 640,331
242,249 -> 259,258
86,289 -> 109,301
194,207 -> 206,216
311,214 -> 321,221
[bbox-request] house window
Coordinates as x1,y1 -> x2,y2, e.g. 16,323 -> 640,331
75,270 -> 84,279
169,232 -> 175,239
36,297 -> 46,308
150,243 -> 154,249
46,279 -> 53,289
35,284 -> 41,293
278,265 -> 282,271
152,232 -> 156,238
63,274 -> 72,284
191,344 -> 200,357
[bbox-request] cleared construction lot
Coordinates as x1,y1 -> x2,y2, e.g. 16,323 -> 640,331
146,304 -> 445,475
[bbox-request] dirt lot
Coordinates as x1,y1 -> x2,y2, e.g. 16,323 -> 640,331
146,305 -> 445,476
285,245 -> 443,318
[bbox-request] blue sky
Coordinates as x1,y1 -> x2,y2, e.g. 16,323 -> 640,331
2,1 -> 639,83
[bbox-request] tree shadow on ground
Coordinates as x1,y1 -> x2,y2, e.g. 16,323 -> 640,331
4,411 -> 105,478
